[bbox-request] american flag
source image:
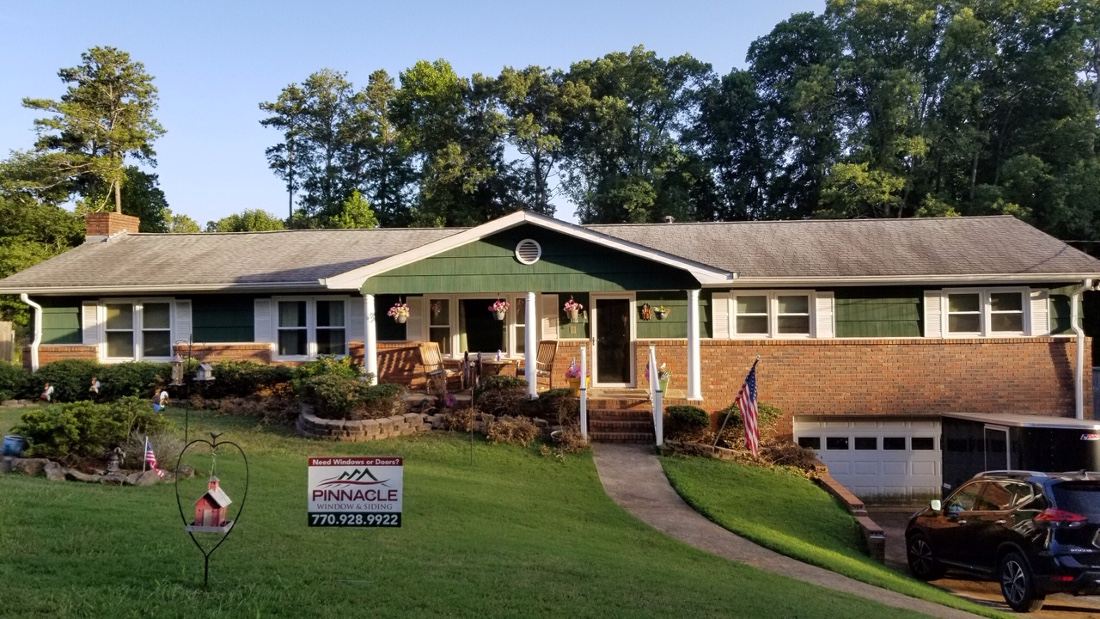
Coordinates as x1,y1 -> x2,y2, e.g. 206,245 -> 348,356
737,359 -> 760,457
144,437 -> 164,477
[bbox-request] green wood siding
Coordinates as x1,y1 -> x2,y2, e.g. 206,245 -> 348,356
635,291 -> 712,339
1049,284 -> 1075,335
835,288 -> 922,337
190,295 -> 255,342
361,225 -> 699,295
39,298 -> 81,345
557,293 -> 590,340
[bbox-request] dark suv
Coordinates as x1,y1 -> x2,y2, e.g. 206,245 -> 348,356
905,470 -> 1100,612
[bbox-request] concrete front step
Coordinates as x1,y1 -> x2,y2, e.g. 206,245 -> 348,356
590,419 -> 654,431
589,431 -> 656,444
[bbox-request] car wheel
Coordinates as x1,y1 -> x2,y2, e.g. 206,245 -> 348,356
906,533 -> 945,580
999,551 -> 1045,613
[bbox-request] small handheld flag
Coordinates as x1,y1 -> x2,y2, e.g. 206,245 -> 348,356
144,436 -> 164,477
737,359 -> 760,457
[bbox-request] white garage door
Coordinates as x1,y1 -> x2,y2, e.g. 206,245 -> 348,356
793,417 -> 941,501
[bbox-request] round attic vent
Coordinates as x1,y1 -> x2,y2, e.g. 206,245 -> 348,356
515,238 -> 542,265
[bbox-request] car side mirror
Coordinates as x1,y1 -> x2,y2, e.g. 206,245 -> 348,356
930,499 -> 942,512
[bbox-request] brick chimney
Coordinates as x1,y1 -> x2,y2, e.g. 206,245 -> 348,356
85,212 -> 140,242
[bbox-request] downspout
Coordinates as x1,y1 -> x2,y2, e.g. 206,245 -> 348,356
21,293 -> 42,372
1071,279 -> 1094,420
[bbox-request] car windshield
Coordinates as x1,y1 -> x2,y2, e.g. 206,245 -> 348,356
1051,482 -> 1100,517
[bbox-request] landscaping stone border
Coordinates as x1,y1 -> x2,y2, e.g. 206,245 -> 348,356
1,455 -> 190,485
659,438 -> 885,563
296,404 -> 550,441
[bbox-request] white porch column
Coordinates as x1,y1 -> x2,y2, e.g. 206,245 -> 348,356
525,291 -> 538,399
364,294 -> 378,385
687,289 -> 702,401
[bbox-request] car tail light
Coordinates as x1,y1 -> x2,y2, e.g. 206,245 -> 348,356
1035,509 -> 1088,523
1051,575 -> 1076,582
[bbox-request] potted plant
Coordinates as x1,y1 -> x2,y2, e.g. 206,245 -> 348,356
564,360 -> 589,396
645,362 -> 672,391
388,301 -> 410,324
654,305 -> 670,320
563,296 -> 583,322
489,299 -> 510,320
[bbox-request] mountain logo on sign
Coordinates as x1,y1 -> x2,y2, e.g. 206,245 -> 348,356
319,468 -> 390,487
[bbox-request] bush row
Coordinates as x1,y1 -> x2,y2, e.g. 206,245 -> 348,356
0,355 -> 370,403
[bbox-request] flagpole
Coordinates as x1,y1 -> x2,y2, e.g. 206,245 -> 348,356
143,436 -> 148,473
713,355 -> 760,450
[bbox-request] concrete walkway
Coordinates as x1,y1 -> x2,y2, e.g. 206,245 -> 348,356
591,443 -> 980,619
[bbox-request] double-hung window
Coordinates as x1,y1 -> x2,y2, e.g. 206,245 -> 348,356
103,300 -> 173,361
732,291 -> 813,337
276,297 -> 348,359
945,289 -> 1025,336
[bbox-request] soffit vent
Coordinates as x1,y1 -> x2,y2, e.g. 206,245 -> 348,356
515,238 -> 542,265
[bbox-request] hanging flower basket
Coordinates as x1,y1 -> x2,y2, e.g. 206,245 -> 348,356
388,302 -> 410,324
563,296 -> 584,323
654,305 -> 670,321
489,299 -> 509,321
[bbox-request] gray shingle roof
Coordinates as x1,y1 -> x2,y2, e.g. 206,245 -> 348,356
0,228 -> 460,293
1,215 -> 1097,295
589,216 -> 1100,281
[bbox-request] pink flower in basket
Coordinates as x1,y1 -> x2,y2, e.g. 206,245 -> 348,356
564,359 -> 589,379
489,299 -> 510,313
563,297 -> 583,312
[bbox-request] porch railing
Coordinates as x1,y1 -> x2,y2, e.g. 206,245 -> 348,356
649,345 -> 663,446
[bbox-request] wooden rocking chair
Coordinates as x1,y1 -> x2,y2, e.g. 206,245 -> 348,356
518,340 -> 557,391
418,342 -> 463,396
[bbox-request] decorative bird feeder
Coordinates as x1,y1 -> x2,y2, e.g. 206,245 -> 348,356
195,363 -> 216,383
186,476 -> 234,533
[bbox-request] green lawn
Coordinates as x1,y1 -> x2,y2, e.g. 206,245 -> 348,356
660,455 -> 1006,619
0,406 -> 937,618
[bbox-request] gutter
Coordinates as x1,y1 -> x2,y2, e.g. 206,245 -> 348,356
1071,279 -> 1096,419
20,293 -> 42,372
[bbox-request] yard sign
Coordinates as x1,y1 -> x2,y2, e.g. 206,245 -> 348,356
307,457 -> 403,527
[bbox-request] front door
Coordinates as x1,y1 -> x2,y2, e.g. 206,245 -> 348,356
593,296 -> 633,386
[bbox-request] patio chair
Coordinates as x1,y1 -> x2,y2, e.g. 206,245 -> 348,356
418,342 -> 463,396
518,340 -> 557,391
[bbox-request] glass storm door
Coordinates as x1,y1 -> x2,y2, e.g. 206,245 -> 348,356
984,426 -> 1010,471
593,297 -> 632,386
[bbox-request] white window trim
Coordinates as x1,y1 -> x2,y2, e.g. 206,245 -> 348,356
424,294 -> 531,359
940,287 -> 1029,337
98,298 -> 176,363
730,290 -> 816,339
273,296 -> 351,361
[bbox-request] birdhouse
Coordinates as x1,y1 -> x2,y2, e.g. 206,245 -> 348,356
195,363 -> 215,382
186,476 -> 233,533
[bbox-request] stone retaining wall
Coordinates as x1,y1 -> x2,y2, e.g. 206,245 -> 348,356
296,404 -> 549,441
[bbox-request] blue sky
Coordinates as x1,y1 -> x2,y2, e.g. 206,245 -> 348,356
0,0 -> 824,227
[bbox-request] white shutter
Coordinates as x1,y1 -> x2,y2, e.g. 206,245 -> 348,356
814,291 -> 834,338
1029,289 -> 1050,336
540,294 -> 559,340
174,299 -> 192,342
923,291 -> 943,338
82,301 -> 100,346
347,297 -> 365,344
405,297 -> 424,341
711,292 -> 730,339
254,299 -> 273,343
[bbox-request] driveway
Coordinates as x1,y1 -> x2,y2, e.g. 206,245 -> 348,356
868,507 -> 1100,618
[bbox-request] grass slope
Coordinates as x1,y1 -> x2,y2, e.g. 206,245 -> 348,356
660,454 -> 1006,619
0,407 -> 935,618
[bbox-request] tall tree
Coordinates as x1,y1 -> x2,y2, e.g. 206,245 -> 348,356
495,66 -> 564,215
559,46 -> 714,223
356,70 -> 416,227
166,211 -> 201,233
22,46 -> 165,213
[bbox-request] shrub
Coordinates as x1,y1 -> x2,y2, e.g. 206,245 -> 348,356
486,416 -> 539,447
665,405 -> 711,441
0,361 -> 30,401
13,396 -> 171,461
201,360 -> 293,398
473,375 -> 529,417
441,407 -> 480,432
533,388 -> 578,424
97,362 -> 172,400
712,401 -> 785,444
31,359 -> 101,402
299,375 -> 406,421
292,355 -> 366,392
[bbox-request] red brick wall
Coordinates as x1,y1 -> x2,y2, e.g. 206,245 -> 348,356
85,212 -> 140,236
633,337 -> 1091,419
34,345 -> 97,367
179,343 -> 273,364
